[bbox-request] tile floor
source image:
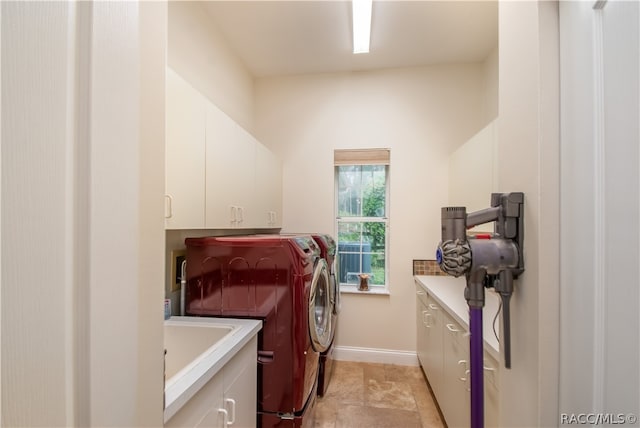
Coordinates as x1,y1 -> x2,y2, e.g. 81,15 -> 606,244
314,360 -> 445,428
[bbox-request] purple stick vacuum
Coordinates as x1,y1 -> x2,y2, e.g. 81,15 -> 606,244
436,193 -> 524,428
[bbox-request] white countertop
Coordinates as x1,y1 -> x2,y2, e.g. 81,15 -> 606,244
163,316 -> 262,423
414,275 -> 501,360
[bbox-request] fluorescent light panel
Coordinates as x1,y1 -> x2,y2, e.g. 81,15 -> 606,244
352,0 -> 372,54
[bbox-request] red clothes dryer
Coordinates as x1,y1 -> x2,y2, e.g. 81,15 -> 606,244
185,235 -> 333,428
310,234 -> 340,397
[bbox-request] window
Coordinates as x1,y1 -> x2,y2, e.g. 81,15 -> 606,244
334,149 -> 389,292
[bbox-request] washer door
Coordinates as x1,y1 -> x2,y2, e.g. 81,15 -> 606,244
331,257 -> 341,315
309,258 -> 332,352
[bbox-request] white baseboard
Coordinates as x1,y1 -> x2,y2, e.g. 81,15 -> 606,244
333,346 -> 419,366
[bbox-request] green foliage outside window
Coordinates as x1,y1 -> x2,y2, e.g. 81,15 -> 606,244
336,165 -> 388,286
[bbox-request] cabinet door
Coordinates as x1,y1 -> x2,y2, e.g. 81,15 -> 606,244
230,128 -> 257,228
165,372 -> 225,428
254,143 -> 282,228
424,295 -> 444,397
165,67 -> 206,229
416,286 -> 429,369
441,312 -> 470,428
483,352 -> 500,428
205,104 -> 254,228
223,336 -> 258,428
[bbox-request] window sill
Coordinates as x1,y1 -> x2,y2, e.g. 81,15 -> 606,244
339,285 -> 390,296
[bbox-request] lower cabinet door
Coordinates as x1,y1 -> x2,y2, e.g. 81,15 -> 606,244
166,373 -> 225,428
223,337 -> 258,428
416,289 -> 429,368
425,296 -> 444,396
441,312 -> 470,428
484,352 -> 500,428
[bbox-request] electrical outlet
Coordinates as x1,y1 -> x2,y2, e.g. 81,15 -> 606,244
170,249 -> 186,293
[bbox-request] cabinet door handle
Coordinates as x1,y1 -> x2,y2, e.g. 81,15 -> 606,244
165,195 -> 173,219
458,368 -> 470,382
225,398 -> 236,425
422,311 -> 431,327
218,408 -> 229,427
428,303 -> 439,311
238,206 -> 244,224
457,360 -> 469,381
416,290 -> 426,296
464,369 -> 471,392
230,206 -> 237,225
445,323 -> 461,333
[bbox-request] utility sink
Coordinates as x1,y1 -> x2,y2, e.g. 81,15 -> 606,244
163,316 -> 262,422
164,321 -> 234,380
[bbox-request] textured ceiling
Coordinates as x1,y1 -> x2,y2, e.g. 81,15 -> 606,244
202,1 -> 498,77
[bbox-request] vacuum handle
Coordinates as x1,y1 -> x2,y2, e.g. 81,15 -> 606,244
501,293 -> 512,369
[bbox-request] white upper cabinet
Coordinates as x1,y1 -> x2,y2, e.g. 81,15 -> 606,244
165,68 -> 206,229
254,142 -> 283,228
165,67 -> 282,230
205,104 -> 256,229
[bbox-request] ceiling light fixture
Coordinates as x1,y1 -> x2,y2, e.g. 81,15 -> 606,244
352,0 -> 372,54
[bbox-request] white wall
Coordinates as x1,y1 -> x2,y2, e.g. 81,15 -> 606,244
2,3 -> 78,423
255,65 -> 485,352
497,2 -> 560,426
559,0 -> 639,419
448,121 -> 497,232
1,2 -> 166,425
481,47 -> 499,124
168,1 -> 254,132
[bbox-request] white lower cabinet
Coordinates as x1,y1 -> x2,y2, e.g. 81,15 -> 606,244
166,336 -> 257,428
483,351 -> 500,428
425,294 -> 444,398
415,284 -> 444,398
415,287 -> 429,369
441,311 -> 470,428
415,281 -> 500,428
221,337 -> 258,428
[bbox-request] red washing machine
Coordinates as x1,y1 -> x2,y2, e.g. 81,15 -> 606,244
310,234 -> 340,397
184,235 -> 333,428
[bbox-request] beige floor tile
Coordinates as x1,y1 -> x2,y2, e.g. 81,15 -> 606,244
411,381 -> 445,427
384,364 -> 426,385
313,397 -> 338,428
366,378 -> 417,411
362,362 -> 386,383
336,404 -> 422,428
315,360 -> 444,428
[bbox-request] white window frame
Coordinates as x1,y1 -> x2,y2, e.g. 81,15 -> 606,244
334,162 -> 390,295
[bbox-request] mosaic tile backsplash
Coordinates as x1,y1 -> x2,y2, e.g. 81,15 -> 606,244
413,259 -> 447,276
